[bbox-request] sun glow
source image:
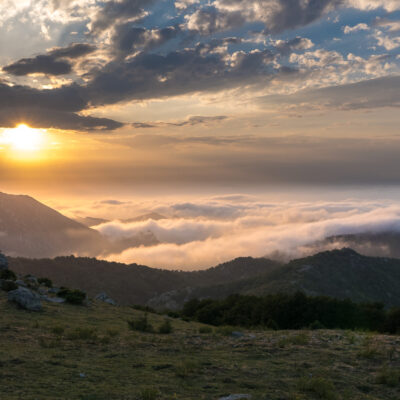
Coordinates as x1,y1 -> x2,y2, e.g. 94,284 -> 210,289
2,124 -> 46,153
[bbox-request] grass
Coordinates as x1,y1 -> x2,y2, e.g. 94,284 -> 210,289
0,290 -> 399,399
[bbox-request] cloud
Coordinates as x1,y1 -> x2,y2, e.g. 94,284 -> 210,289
132,115 -> 228,128
185,0 -> 343,35
113,24 -> 180,54
3,43 -> 96,76
343,23 -> 369,34
0,82 -> 123,131
90,0 -> 157,34
92,197 -> 400,269
258,75 -> 400,111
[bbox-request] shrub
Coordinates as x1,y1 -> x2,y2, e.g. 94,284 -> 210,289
266,319 -> 279,331
298,377 -> 338,400
127,314 -> 154,333
158,319 -> 173,334
0,269 -> 16,281
309,320 -> 325,330
38,277 -> 53,288
199,326 -> 213,334
58,288 -> 86,305
383,308 -> 400,334
1,280 -> 18,292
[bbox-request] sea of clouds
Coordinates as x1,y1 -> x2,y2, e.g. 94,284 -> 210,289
80,194 -> 400,269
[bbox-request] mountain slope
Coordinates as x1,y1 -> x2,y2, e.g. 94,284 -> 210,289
8,256 -> 280,305
148,249 -> 400,309
0,192 -> 109,258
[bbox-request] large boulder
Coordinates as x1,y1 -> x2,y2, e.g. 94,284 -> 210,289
0,253 -> 8,270
8,287 -> 42,311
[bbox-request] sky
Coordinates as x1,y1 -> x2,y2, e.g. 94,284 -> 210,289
0,0 -> 400,267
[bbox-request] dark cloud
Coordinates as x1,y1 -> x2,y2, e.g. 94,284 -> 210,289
265,0 -> 343,33
186,0 -> 343,35
3,43 -> 96,76
3,56 -> 72,76
186,6 -> 245,35
49,43 -> 97,59
90,0 -> 157,34
0,107 -> 123,131
84,44 -> 282,106
0,83 -> 122,131
113,24 -> 180,54
132,115 -> 228,128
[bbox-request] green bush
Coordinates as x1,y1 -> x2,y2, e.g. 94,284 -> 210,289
383,308 -> 400,334
158,319 -> 173,334
309,320 -> 326,330
266,318 -> 279,331
58,288 -> 86,305
127,314 -> 154,333
38,277 -> 53,288
0,269 -> 16,281
1,280 -> 18,292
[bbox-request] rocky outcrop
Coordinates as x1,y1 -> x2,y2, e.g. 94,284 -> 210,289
8,287 -> 42,311
95,292 -> 116,305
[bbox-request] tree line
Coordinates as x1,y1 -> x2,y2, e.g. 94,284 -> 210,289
180,292 -> 400,334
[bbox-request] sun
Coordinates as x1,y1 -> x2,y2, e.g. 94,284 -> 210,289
2,124 -> 46,152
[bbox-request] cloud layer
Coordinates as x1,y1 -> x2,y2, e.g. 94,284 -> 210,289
82,196 -> 400,269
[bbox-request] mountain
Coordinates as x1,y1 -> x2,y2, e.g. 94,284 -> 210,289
147,248 -> 400,309
8,256 -> 280,306
308,231 -> 400,259
0,192 -> 109,258
9,249 -> 400,309
74,216 -> 110,227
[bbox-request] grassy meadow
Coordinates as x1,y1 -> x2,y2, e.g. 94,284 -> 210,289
0,291 -> 399,400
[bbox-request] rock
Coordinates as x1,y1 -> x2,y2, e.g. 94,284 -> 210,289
8,287 -> 42,311
231,331 -> 244,338
15,280 -> 27,287
38,288 -> 48,295
79,373 -> 86,378
42,296 -> 66,304
48,287 -> 60,294
0,254 -> 8,270
95,292 -> 116,305
219,395 -> 252,400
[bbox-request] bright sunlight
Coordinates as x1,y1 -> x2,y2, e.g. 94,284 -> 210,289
2,124 -> 46,153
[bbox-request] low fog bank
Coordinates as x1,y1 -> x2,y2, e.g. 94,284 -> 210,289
80,195 -> 400,269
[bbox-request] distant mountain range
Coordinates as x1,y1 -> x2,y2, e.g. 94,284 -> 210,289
9,249 -> 400,309
3,191 -> 400,309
